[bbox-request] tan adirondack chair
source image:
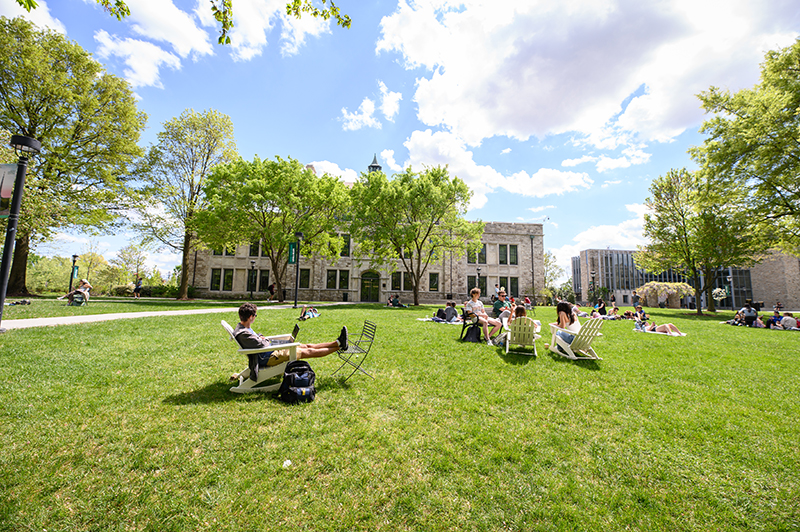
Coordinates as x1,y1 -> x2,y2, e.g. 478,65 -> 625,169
548,318 -> 604,360
221,320 -> 300,393
505,316 -> 541,356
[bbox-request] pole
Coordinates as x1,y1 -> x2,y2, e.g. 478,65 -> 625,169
530,234 -> 535,304
249,260 -> 255,300
68,254 -> 77,293
0,156 -> 30,332
293,233 -> 302,308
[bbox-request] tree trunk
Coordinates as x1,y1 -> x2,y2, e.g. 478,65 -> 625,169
692,273 -> 702,315
177,229 -> 192,300
7,234 -> 30,296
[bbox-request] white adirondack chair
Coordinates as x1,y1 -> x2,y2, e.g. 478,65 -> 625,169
549,319 -> 604,360
221,320 -> 300,393
504,316 -> 541,356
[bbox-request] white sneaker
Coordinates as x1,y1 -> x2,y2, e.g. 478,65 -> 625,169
486,338 -> 494,346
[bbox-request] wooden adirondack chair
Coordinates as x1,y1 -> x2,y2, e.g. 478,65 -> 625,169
221,320 -> 301,393
548,319 -> 604,360
505,316 -> 541,356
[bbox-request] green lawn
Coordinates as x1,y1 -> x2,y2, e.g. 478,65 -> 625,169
1,305 -> 798,531
1,297 -> 284,320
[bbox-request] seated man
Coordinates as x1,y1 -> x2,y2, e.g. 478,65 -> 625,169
766,310 -> 783,329
391,294 -> 407,308
492,290 -> 513,320
58,279 -> 92,304
443,301 -> 461,323
739,302 -> 758,327
781,312 -> 798,330
234,303 -> 348,371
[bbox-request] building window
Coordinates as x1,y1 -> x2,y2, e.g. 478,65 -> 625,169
249,241 -> 259,257
499,276 -> 508,291
210,268 -> 221,290
509,277 -> 519,298
340,234 -> 350,257
224,247 -> 235,256
429,272 -> 439,292
623,294 -> 629,304
478,244 -> 486,264
261,243 -> 269,257
299,268 -> 310,289
339,270 -> 349,290
326,269 -> 337,289
499,244 -> 507,265
259,270 -> 270,292
403,272 -> 412,291
222,269 -> 233,291
467,276 -> 487,295
509,245 -> 518,265
212,249 -> 223,256
391,272 -> 401,291
467,248 -> 475,264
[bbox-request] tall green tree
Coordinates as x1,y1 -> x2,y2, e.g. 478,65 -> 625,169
134,109 -> 237,300
195,156 -> 350,302
0,17 -> 146,295
535,250 -> 564,304
349,166 -> 484,306
14,0 -> 351,44
110,243 -> 150,284
635,168 -> 767,314
693,38 -> 800,256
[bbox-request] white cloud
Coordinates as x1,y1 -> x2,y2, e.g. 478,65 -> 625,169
94,30 -> 181,89
528,205 -> 555,212
340,98 -> 381,131
279,11 -> 331,56
308,160 -> 359,183
379,81 -> 403,121
0,0 -> 66,33
497,169 -> 593,198
501,148 -> 512,154
124,0 -> 213,59
601,180 -> 622,188
380,149 -> 404,172
550,203 -> 647,280
595,146 -> 651,172
562,155 -> 596,167
377,0 -> 799,152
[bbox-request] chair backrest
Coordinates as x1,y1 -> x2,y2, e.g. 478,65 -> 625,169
355,320 -> 377,351
221,320 -> 236,341
571,319 -> 603,351
509,317 -> 537,345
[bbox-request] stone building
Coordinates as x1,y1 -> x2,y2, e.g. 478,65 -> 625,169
187,221 -> 544,304
186,156 -> 545,304
572,248 -> 800,309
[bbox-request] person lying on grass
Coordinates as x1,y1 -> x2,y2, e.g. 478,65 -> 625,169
298,305 -> 320,321
640,321 -> 686,336
233,303 -> 348,369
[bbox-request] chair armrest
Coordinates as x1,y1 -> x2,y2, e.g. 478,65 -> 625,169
237,342 -> 301,355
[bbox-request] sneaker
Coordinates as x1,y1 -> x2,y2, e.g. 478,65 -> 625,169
486,338 -> 494,346
338,326 -> 349,351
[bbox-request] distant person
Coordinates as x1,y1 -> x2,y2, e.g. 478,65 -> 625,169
739,302 -> 758,327
267,283 -> 276,301
465,287 -> 502,345
391,294 -> 407,308
133,277 -> 143,299
443,301 -> 461,323
631,290 -> 640,309
58,279 -> 92,304
781,312 -> 798,330
298,305 -> 320,321
595,298 -> 607,315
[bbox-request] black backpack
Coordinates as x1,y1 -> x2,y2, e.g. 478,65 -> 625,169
278,360 -> 316,403
462,324 -> 481,343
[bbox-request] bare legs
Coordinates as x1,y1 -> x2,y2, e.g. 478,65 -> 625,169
297,340 -> 341,359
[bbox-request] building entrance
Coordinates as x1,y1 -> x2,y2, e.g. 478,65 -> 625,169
360,271 -> 381,302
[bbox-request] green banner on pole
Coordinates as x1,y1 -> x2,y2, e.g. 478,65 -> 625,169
72,266 -> 79,279
288,242 -> 297,264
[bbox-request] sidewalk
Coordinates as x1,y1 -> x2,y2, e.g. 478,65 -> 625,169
1,302 -> 343,331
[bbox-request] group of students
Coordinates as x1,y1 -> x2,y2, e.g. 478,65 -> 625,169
725,303 -> 798,330
464,287 -> 532,345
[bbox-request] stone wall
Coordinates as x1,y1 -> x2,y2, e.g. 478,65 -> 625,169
750,251 -> 800,310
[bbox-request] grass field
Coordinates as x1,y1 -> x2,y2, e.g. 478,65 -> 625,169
1,304 -> 798,531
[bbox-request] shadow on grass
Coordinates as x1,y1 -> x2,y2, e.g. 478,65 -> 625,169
497,349 -> 537,365
542,349 -> 602,370
163,374 -> 354,405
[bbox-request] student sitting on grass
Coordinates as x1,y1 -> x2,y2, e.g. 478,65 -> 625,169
234,303 -> 348,365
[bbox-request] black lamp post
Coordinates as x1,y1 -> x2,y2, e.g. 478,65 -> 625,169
293,231 -> 303,309
249,259 -> 255,300
0,135 -> 42,333
590,270 -> 596,302
68,254 -> 79,293
476,266 -> 481,292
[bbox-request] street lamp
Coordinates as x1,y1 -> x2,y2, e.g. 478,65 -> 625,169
293,231 -> 303,309
249,259 -> 256,300
590,270 -> 596,302
0,135 -> 42,333
69,254 -> 79,293
476,266 -> 482,293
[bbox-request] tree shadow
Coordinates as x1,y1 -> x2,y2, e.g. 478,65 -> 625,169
542,349 -> 602,370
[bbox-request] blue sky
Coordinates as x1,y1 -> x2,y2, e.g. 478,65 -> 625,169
2,0 -> 798,280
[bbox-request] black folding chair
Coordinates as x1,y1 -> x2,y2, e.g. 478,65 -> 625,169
459,309 -> 479,339
333,320 -> 377,382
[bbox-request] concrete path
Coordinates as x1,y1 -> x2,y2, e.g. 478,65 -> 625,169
1,302 -> 338,331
